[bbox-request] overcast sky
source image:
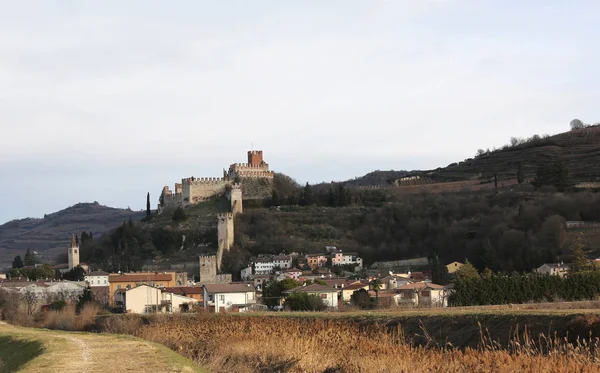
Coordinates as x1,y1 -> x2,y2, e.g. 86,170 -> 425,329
0,0 -> 598,224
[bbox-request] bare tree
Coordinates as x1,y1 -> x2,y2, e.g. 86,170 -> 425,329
570,118 -> 586,130
22,288 -> 38,315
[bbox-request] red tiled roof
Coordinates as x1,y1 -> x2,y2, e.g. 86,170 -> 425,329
204,284 -> 256,293
343,283 -> 368,291
109,274 -> 172,283
284,283 -> 338,294
164,286 -> 204,295
398,282 -> 445,290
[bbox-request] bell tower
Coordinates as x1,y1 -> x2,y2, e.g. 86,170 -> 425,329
68,234 -> 80,270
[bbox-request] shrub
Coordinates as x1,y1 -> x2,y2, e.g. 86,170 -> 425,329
284,293 -> 326,311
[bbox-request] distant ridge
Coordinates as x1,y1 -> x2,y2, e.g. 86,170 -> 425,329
0,202 -> 144,269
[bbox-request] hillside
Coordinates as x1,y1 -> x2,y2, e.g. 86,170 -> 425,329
0,202 -> 144,270
344,126 -> 600,189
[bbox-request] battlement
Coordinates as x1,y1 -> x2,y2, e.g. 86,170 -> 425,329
230,163 -> 269,169
218,212 -> 234,219
182,176 -> 228,185
230,183 -> 242,190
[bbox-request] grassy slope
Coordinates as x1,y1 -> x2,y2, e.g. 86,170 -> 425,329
0,322 -> 207,373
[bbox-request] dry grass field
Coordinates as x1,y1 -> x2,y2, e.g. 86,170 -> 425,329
105,313 -> 600,373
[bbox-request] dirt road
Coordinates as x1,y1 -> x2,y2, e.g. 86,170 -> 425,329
0,322 -> 206,373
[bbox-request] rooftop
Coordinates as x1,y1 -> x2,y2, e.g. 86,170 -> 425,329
108,273 -> 173,283
398,282 -> 445,290
285,283 -> 339,294
204,283 -> 256,293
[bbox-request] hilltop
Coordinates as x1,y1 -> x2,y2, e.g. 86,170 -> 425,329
0,202 -> 144,270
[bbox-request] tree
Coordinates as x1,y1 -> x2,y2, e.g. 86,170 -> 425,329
146,192 -> 151,217
570,118 -> 585,130
284,292 -> 326,311
300,183 -> 315,206
371,279 -> 382,300
517,162 -> 525,184
76,286 -> 94,312
350,288 -> 373,309
262,278 -> 301,307
455,260 -> 479,281
23,287 -> 38,315
532,160 -> 570,189
570,233 -> 590,273
63,266 -> 86,281
12,255 -> 24,269
172,207 -> 187,222
24,249 -> 35,266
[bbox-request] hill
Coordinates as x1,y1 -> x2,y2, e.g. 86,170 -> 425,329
342,126 -> 600,191
0,202 -> 144,270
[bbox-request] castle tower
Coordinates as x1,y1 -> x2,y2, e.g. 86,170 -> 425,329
216,213 -> 234,272
230,184 -> 243,215
248,150 -> 263,166
199,255 -> 217,284
68,234 -> 80,270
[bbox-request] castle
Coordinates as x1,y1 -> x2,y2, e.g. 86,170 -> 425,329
159,150 -> 274,209
159,150 -> 274,284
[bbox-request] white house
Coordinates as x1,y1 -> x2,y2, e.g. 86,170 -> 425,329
536,263 -> 569,278
120,284 -> 198,314
273,255 -> 292,270
254,258 -> 275,274
284,283 -> 339,309
0,273 -> 6,280
84,271 -> 109,287
341,253 -> 363,269
203,283 -> 256,312
397,282 -> 447,307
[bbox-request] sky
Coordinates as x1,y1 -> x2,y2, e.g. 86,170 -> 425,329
0,0 -> 598,224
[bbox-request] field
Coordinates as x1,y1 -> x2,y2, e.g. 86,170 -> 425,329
92,309 -> 600,373
0,321 -> 206,373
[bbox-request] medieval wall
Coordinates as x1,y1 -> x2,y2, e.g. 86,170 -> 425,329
216,213 -> 234,272
182,177 -> 229,204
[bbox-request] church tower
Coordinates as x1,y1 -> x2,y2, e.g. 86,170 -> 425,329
68,234 -> 80,270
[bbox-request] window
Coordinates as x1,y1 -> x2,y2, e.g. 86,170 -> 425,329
421,290 -> 430,297
104,280 -> 107,284
117,284 -> 121,289
321,293 -> 327,299
126,284 -> 131,290
219,295 -> 225,302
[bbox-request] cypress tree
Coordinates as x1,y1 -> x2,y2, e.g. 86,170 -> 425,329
517,162 -> 524,184
146,192 -> 151,217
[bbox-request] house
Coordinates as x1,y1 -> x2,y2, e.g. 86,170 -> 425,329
536,263 -> 570,278
108,272 -> 177,305
0,273 -> 6,280
331,251 -> 344,266
254,258 -> 275,274
341,282 -> 370,302
379,274 -> 411,290
306,254 -> 328,269
203,283 -> 257,312
84,271 -> 109,287
397,282 -> 447,307
369,291 -> 402,308
446,262 -> 464,274
240,266 -> 253,281
273,255 -> 292,270
252,275 -> 272,291
284,283 -> 339,309
341,252 -> 363,269
283,268 -> 303,280
118,284 -> 198,314
163,286 -> 205,303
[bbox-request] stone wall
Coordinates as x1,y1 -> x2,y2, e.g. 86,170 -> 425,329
199,255 -> 217,283
217,213 -> 234,271
182,177 -> 229,205
229,184 -> 243,215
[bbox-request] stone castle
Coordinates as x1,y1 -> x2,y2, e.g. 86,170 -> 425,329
159,150 -> 274,284
159,150 -> 274,209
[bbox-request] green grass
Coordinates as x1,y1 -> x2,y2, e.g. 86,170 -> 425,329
0,335 -> 43,373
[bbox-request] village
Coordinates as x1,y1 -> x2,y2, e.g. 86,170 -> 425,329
0,234 -> 580,315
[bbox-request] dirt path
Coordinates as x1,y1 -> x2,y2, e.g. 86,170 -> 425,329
0,322 -> 207,373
